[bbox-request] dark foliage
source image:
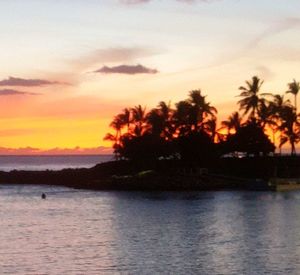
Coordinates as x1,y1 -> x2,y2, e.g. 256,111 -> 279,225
105,76 -> 300,161
222,120 -> 275,156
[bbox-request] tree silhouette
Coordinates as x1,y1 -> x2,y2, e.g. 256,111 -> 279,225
238,76 -> 265,119
268,94 -> 292,149
286,79 -> 300,113
174,100 -> 193,136
205,117 -> 223,142
105,79 -> 300,161
188,90 -> 217,131
225,119 -> 275,156
119,108 -> 131,133
131,105 -> 147,137
221,111 -> 242,135
278,105 -> 300,155
146,108 -> 165,137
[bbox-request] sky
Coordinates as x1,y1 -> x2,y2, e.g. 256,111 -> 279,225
0,0 -> 299,154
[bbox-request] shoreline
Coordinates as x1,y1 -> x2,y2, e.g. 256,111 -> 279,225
0,157 -> 299,191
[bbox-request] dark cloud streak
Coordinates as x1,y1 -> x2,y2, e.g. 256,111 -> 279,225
0,76 -> 66,87
0,89 -> 39,96
94,64 -> 158,75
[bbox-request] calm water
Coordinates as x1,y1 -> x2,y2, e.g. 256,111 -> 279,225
0,155 -> 113,171
1,186 -> 300,274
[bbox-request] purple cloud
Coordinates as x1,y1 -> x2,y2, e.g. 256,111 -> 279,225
0,76 -> 65,87
94,64 -> 158,75
73,47 -> 160,70
0,89 -> 39,96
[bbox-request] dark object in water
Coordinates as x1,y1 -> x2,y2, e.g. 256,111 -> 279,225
41,193 -> 46,199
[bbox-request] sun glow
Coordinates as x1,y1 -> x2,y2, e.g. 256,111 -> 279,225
0,0 -> 299,154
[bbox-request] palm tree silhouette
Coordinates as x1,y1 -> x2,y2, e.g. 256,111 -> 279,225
266,94 -> 293,153
146,108 -> 164,137
257,100 -> 276,130
131,105 -> 147,137
286,79 -> 300,113
279,105 -> 300,155
188,90 -> 217,131
157,101 -> 174,139
104,114 -> 124,159
221,111 -> 242,135
174,100 -> 193,136
119,108 -> 131,133
238,76 -> 265,119
205,117 -> 222,142
109,114 -> 123,142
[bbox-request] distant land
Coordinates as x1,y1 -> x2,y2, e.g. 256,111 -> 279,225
0,146 -> 113,155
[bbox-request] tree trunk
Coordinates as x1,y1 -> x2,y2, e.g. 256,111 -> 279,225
291,142 -> 296,156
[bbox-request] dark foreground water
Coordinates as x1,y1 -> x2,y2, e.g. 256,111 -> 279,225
1,186 -> 300,274
0,155 -> 113,171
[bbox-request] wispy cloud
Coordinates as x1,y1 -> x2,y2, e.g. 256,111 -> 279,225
72,47 -> 160,71
94,64 -> 158,75
174,17 -> 300,75
0,76 -> 66,87
255,65 -> 274,80
248,17 -> 300,49
0,89 -> 39,96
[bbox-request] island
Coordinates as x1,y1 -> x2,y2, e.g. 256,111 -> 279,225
1,76 -> 300,192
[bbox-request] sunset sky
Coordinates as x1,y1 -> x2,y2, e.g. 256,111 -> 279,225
0,0 -> 300,154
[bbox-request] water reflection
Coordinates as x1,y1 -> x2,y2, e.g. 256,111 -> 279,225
1,186 -> 300,274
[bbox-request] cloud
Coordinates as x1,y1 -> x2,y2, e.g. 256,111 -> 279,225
0,89 -> 39,96
91,47 -> 156,62
255,65 -> 275,80
248,17 -> 300,49
94,64 -> 158,75
0,76 -> 66,87
72,46 -> 160,71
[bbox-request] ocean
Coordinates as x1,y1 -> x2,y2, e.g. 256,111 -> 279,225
0,155 -> 113,171
1,187 -> 300,274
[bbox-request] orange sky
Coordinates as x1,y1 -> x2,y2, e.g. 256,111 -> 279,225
0,1 -> 300,154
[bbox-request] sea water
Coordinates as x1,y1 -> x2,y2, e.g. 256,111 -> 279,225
0,155 -> 113,171
1,187 -> 300,274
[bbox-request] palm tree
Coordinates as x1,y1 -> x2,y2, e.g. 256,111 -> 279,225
108,114 -> 123,143
286,79 -> 300,113
205,118 -> 222,142
238,76 -> 265,119
268,94 -> 293,153
119,108 -> 131,133
221,111 -> 242,135
131,105 -> 146,137
146,108 -> 164,137
104,114 -> 124,159
188,90 -> 217,131
174,100 -> 193,136
257,100 -> 276,130
278,105 -> 300,155
157,101 -> 171,120
157,101 -> 174,139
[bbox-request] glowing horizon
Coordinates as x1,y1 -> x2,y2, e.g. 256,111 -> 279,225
0,0 -> 300,154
